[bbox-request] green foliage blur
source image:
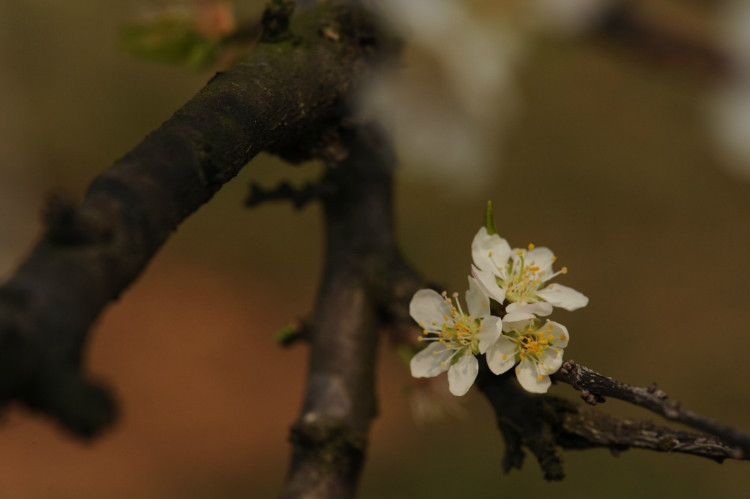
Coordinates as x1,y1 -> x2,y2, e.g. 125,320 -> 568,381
120,12 -> 220,69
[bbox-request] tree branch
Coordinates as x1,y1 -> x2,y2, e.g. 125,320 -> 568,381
590,0 -> 730,80
556,401 -> 743,463
0,1 -> 390,438
552,360 -> 750,458
475,359 -> 747,482
379,256 -> 749,478
280,123 -> 397,499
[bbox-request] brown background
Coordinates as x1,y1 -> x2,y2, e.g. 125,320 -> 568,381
0,1 -> 748,498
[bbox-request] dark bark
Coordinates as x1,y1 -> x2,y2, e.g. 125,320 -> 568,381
553,360 -> 750,457
475,358 -> 747,482
280,124 -> 396,499
0,1 -> 390,438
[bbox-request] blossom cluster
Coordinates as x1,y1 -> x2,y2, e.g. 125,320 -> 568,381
409,206 -> 588,396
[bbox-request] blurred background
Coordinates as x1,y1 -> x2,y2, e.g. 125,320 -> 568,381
0,0 -> 748,498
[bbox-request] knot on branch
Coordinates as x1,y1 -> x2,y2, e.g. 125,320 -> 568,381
262,4 -> 400,165
290,415 -> 367,466
557,360 -> 606,404
647,382 -> 668,400
261,0 -> 296,42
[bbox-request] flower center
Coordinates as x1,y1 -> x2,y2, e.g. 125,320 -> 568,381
420,292 -> 483,358
508,320 -> 564,364
496,245 -> 567,304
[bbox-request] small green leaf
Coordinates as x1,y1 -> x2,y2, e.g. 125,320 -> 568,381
484,201 -> 497,235
272,323 -> 299,345
120,13 -> 219,70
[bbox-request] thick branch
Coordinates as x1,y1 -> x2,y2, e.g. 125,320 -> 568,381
0,1 -> 389,437
280,124 -> 396,499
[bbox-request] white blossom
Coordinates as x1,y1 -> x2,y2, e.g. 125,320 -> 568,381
486,318 -> 569,393
471,227 -> 588,321
409,277 -> 502,396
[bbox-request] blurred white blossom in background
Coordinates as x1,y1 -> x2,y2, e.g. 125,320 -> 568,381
362,0 -> 750,188
708,0 -> 750,181
361,0 -> 522,193
360,0 -> 616,194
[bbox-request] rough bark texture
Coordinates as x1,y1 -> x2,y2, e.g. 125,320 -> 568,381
553,360 -> 750,457
475,358 -> 747,481
280,123 -> 396,499
0,1 -> 390,438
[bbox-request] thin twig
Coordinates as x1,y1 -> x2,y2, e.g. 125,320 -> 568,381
556,401 -> 743,462
553,360 -> 750,458
476,360 -> 747,481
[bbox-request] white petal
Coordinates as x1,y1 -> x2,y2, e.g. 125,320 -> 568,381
477,315 -> 502,353
503,309 -> 535,322
486,336 -> 518,374
503,302 -> 552,322
410,343 -> 453,378
526,247 -> 555,276
409,289 -> 451,331
471,227 -> 511,274
447,353 -> 478,396
515,359 -> 551,393
502,317 -> 534,333
466,276 -> 490,317
537,284 -> 589,311
545,320 -> 569,348
524,302 -> 553,316
471,265 -> 506,303
539,347 -> 564,375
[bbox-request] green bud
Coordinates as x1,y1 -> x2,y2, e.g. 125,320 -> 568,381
484,201 -> 498,235
272,323 -> 300,345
